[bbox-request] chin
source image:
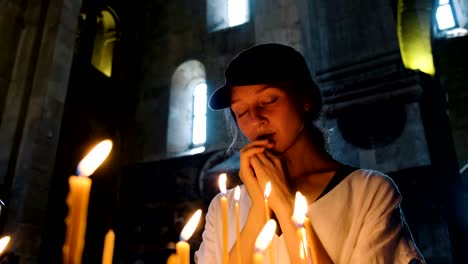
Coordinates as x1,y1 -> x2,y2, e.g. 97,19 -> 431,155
267,146 -> 283,156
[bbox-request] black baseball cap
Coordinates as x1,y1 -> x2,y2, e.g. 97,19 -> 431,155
208,43 -> 321,115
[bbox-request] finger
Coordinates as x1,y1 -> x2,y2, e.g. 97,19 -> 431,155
264,151 -> 282,168
255,152 -> 275,168
250,155 -> 272,186
249,155 -> 267,179
240,146 -> 265,159
242,139 -> 271,150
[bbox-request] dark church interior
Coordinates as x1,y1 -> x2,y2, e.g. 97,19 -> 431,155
0,0 -> 467,263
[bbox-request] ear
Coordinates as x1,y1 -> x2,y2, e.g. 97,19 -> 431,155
304,103 -> 311,112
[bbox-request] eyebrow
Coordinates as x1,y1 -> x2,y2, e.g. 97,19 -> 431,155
231,84 -> 275,105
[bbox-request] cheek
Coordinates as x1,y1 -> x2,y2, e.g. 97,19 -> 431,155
276,107 -> 304,132
237,120 -> 256,141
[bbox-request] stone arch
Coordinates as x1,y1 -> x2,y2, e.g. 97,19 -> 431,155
91,7 -> 119,77
167,60 -> 207,155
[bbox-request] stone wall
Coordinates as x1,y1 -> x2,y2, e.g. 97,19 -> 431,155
120,0 -> 306,162
0,0 -> 81,262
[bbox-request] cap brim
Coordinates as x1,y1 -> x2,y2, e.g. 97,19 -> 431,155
208,85 -> 231,110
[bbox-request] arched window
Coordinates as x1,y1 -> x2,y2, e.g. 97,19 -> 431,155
433,0 -> 468,38
92,7 -> 119,77
167,60 -> 207,156
207,0 -> 250,32
192,82 -> 207,146
435,0 -> 457,31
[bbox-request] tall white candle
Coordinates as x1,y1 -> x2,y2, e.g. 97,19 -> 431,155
253,219 -> 277,264
218,173 -> 229,264
176,209 -> 202,264
234,185 -> 241,264
63,140 -> 113,264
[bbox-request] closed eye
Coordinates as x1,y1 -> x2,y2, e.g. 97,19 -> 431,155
262,97 -> 277,105
236,111 -> 247,118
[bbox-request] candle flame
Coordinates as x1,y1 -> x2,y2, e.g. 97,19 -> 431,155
0,236 -> 10,255
264,181 -> 271,199
77,139 -> 113,177
180,209 -> 202,241
292,192 -> 308,225
234,185 -> 241,201
255,219 -> 276,252
218,173 -> 227,195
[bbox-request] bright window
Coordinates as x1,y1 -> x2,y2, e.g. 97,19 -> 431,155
167,60 -> 206,156
436,1 -> 456,30
207,0 -> 250,32
228,0 -> 249,27
192,83 -> 207,146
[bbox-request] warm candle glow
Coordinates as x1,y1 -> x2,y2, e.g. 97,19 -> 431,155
234,185 -> 241,264
77,139 -> 113,177
299,240 -> 305,260
219,173 -> 229,264
63,140 -> 113,264
177,209 -> 202,264
234,185 -> 241,201
218,173 -> 227,195
255,219 -> 277,251
293,192 -> 310,263
166,253 -> 178,264
264,181 -> 271,199
180,209 -> 202,241
253,219 -> 276,264
263,182 -> 273,263
0,236 -> 10,255
102,229 -> 115,264
292,191 -> 308,225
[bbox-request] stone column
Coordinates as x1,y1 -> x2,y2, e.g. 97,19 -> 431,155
0,0 -> 82,262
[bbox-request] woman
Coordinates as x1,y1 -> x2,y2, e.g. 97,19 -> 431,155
195,43 -> 424,264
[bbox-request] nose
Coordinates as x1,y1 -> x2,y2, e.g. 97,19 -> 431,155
248,106 -> 267,127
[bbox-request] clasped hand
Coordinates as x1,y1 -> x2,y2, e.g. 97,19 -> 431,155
239,140 -> 294,217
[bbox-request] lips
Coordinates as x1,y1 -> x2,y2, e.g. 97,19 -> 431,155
255,133 -> 275,141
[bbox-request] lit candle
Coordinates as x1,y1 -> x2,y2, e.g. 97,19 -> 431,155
166,253 -> 178,264
298,193 -> 334,264
264,181 -> 271,220
304,216 -> 334,264
63,139 -> 113,264
263,181 -> 273,263
0,236 -> 11,256
234,185 -> 241,264
253,219 -> 276,264
176,209 -> 202,264
102,229 -> 115,264
292,192 -> 309,264
218,173 -> 229,264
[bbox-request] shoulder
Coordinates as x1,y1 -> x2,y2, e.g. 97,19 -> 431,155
349,169 -> 398,189
347,169 -> 401,198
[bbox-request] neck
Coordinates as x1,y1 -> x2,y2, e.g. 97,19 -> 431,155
280,128 -> 339,180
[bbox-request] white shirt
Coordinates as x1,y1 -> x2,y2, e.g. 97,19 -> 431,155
195,169 -> 425,264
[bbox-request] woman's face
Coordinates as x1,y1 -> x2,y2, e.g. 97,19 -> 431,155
230,84 -> 306,153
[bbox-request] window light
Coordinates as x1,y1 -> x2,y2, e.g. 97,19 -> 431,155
228,0 -> 249,27
436,2 -> 456,30
192,83 -> 207,146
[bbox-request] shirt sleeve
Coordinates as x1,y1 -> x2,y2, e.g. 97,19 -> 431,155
349,174 -> 425,264
194,194 -> 223,264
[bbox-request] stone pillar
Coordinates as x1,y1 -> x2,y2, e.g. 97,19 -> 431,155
0,0 -> 82,262
254,0 -> 304,51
